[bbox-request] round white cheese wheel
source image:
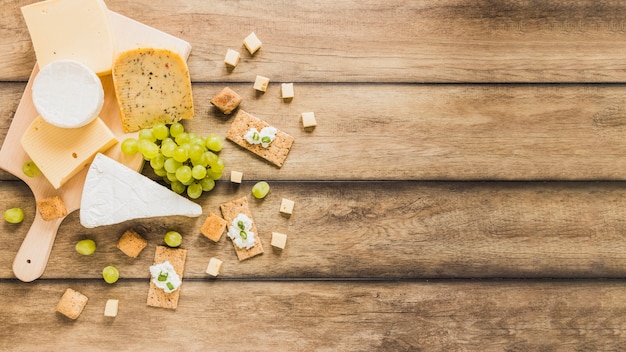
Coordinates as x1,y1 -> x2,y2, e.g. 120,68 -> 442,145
32,59 -> 104,128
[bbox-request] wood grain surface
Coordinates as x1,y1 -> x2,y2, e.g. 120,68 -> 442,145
2,0 -> 626,350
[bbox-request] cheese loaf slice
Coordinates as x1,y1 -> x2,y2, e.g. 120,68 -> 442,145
112,48 -> 194,132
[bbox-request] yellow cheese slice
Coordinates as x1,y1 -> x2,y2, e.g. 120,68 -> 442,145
21,0 -> 115,75
21,116 -> 118,189
112,48 -> 194,133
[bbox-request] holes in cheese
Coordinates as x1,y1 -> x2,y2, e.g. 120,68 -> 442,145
112,48 -> 194,133
32,60 -> 104,128
20,116 -> 117,189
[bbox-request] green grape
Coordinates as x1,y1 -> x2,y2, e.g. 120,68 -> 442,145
150,153 -> 165,170
138,128 -> 156,142
164,231 -> 182,247
166,172 -> 178,182
169,122 -> 185,137
75,239 -> 96,255
191,136 -> 206,147
162,176 -> 172,185
208,158 -> 225,173
175,165 -> 192,183
139,140 -> 159,159
190,154 -> 208,167
102,266 -> 119,284
251,181 -> 271,199
160,139 -> 177,158
164,158 -> 182,173
204,151 -> 219,165
205,168 -> 223,180
191,165 -> 207,180
172,146 -> 188,163
153,123 -> 169,140
175,132 -> 190,146
4,208 -> 24,224
121,138 -> 139,155
188,144 -> 204,161
153,167 -> 168,177
171,181 -> 186,194
199,177 -> 215,192
22,160 -> 40,178
205,134 -> 223,152
187,182 -> 203,199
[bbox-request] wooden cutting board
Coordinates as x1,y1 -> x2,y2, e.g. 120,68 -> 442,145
0,10 -> 192,282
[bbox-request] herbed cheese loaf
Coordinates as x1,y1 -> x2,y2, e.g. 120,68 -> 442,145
112,48 -> 194,132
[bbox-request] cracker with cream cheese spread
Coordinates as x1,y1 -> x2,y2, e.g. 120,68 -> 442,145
146,246 -> 187,309
220,196 -> 264,261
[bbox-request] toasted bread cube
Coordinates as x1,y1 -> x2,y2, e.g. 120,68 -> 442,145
271,232 -> 288,249
224,48 -> 240,68
104,299 -> 119,317
37,195 -> 67,221
205,257 -> 223,276
253,75 -> 270,92
230,170 -> 243,183
281,83 -> 294,99
243,32 -> 262,55
200,212 -> 227,242
56,288 -> 88,320
280,198 -> 295,215
210,87 -> 243,115
301,112 -> 317,129
116,229 -> 147,258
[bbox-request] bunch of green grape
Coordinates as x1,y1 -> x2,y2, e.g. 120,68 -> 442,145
121,122 -> 225,199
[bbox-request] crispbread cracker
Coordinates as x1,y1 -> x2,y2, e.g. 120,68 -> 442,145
56,288 -> 88,320
37,195 -> 67,221
210,86 -> 242,115
220,197 -> 264,261
226,110 -> 294,167
116,229 -> 147,258
146,246 -> 187,309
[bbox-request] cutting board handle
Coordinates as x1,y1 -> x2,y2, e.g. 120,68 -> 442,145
12,212 -> 63,282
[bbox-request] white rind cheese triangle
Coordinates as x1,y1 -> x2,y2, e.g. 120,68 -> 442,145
80,153 -> 202,228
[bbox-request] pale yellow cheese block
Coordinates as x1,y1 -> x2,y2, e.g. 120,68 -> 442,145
20,116 -> 117,189
21,0 -> 115,75
112,48 -> 194,132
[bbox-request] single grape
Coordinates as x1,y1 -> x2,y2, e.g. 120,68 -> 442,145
176,165 -> 192,183
209,158 -> 225,173
121,138 -> 139,155
199,177 -> 215,192
172,146 -> 189,163
138,128 -> 156,142
22,160 -> 41,178
150,153 -> 165,170
102,266 -> 119,284
251,181 -> 271,199
205,168 -> 223,180
153,123 -> 170,140
204,151 -> 219,165
4,208 -> 24,224
75,239 -> 96,255
191,165 -> 207,180
164,231 -> 182,247
187,182 -> 203,199
205,134 -> 223,152
175,132 -> 190,146
153,167 -> 168,177
164,158 -> 182,173
190,154 -> 208,167
191,136 -> 206,147
139,140 -> 159,159
171,181 -> 186,194
166,172 -> 178,182
169,122 -> 185,137
188,144 -> 204,161
160,139 -> 177,158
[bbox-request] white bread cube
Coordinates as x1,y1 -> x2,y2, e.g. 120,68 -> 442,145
253,75 -> 270,92
281,83 -> 294,99
224,49 -> 240,68
301,112 -> 317,129
243,32 -> 262,55
230,170 -> 243,183
104,299 -> 119,317
271,232 -> 288,249
206,257 -> 223,276
280,198 -> 295,215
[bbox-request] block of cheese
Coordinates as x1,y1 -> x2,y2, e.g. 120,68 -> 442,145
80,153 -> 202,228
112,48 -> 194,132
21,0 -> 115,75
32,60 -> 104,128
20,116 -> 117,189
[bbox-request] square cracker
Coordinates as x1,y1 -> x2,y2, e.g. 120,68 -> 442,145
146,246 -> 187,309
56,288 -> 88,320
37,196 -> 67,221
116,229 -> 147,258
200,212 -> 227,242
226,110 -> 294,167
220,196 -> 264,261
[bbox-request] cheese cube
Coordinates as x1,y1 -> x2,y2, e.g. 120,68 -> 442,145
231,170 -> 243,183
281,83 -> 294,99
253,75 -> 270,92
271,232 -> 288,249
104,299 -> 119,317
243,32 -> 262,55
280,198 -> 295,215
21,0 -> 115,75
205,257 -> 223,276
224,48 -> 240,68
21,116 -> 117,189
301,112 -> 317,129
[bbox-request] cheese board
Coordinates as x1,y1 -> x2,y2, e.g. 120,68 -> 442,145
0,10 -> 192,282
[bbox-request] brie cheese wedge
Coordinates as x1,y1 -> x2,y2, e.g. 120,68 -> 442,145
80,153 -> 202,228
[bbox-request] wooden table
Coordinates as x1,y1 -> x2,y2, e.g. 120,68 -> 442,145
2,0 -> 626,350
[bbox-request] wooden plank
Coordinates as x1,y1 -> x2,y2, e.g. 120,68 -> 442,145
3,1 -> 626,82
3,180 -> 626,280
3,83 -> 626,181
4,279 -> 626,351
